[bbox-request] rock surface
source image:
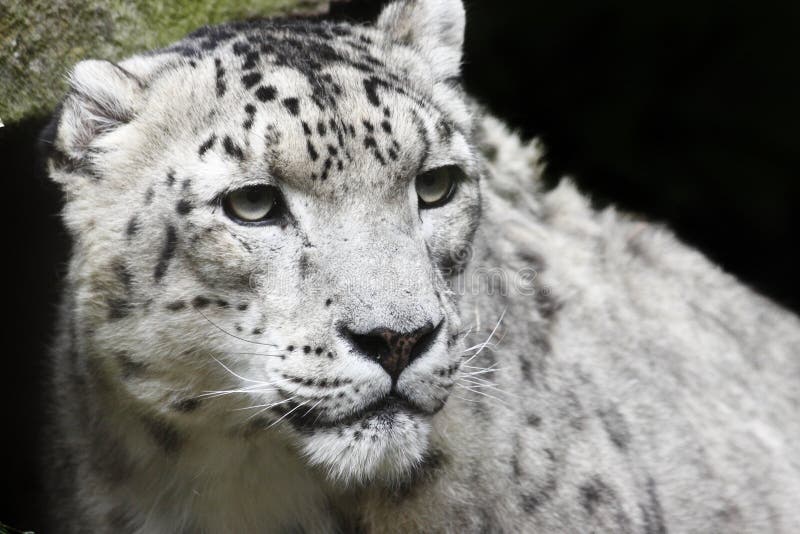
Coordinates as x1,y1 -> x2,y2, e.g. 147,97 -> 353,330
0,0 -> 330,123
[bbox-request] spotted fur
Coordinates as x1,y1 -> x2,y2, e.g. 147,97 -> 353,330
43,1 -> 800,532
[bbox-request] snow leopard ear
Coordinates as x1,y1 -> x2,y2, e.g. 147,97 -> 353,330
43,59 -> 143,186
377,0 -> 466,80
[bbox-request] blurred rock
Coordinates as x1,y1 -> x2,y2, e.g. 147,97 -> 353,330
0,0 -> 330,123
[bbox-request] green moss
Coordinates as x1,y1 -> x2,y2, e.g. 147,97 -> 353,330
0,0 -> 327,123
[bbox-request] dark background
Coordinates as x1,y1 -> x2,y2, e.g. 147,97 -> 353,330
2,0 -> 798,529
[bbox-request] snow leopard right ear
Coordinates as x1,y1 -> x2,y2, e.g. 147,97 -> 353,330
42,59 -> 144,187
377,0 -> 466,81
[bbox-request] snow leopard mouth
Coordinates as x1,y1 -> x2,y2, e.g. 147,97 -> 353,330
289,394 -> 428,433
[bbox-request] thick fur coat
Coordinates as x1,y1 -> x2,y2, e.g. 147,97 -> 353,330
43,0 -> 800,532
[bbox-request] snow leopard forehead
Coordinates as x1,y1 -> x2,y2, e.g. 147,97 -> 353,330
47,5 -> 477,206
145,18 -> 473,191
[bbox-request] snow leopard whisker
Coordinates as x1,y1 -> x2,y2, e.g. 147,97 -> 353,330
230,351 -> 287,358
236,396 -> 297,412
199,376 -> 295,398
457,383 -> 506,400
461,309 -> 506,366
459,371 -> 499,383
456,384 -> 509,406
195,307 -> 278,348
458,376 -> 508,392
301,398 -> 325,419
210,355 -> 272,385
459,376 -> 499,387
245,396 -> 299,421
450,325 -> 474,341
197,385 -> 273,399
459,372 -> 518,398
459,379 -> 516,398
461,341 -> 500,353
462,362 -> 504,370
461,366 -> 506,376
266,399 -> 311,429
451,394 -> 483,404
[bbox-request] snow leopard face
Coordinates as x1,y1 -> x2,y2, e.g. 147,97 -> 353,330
46,0 -> 479,484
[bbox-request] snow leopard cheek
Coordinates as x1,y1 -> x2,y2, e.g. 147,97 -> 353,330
422,182 -> 482,277
182,229 -> 256,289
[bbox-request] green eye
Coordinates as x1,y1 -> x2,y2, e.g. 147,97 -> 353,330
224,185 -> 279,223
416,166 -> 461,208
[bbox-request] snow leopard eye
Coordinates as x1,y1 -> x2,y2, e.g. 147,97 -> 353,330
416,166 -> 461,209
223,185 -> 280,224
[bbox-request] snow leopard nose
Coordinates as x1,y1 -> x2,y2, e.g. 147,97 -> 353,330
341,322 -> 442,382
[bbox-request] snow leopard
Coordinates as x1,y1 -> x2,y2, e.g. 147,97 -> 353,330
41,0 -> 800,532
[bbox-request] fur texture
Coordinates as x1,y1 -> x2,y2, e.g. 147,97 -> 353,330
43,1 -> 800,532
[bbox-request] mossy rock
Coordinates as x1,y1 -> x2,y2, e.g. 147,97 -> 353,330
0,0 -> 330,124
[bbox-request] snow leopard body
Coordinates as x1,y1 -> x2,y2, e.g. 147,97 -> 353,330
42,0 -> 800,532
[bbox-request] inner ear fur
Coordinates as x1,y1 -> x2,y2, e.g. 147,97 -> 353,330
44,59 -> 144,183
376,0 -> 466,81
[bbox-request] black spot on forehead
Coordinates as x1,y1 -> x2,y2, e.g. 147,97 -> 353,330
166,19 -> 414,112
126,216 -> 139,238
306,140 -> 319,162
222,136 -> 244,160
242,72 -> 262,89
199,134 -> 217,156
255,85 -> 277,102
410,109 -> 432,173
232,41 -> 250,55
283,97 -> 300,116
242,50 -> 260,70
214,58 -> 227,97
363,77 -> 384,107
176,199 -> 193,215
320,157 -> 333,180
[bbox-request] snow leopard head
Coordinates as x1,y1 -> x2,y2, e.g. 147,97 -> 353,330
46,0 -> 480,485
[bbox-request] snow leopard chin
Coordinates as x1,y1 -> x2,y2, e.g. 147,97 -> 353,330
299,405 -> 433,487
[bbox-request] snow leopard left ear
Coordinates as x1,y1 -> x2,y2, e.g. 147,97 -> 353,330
377,0 -> 466,80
